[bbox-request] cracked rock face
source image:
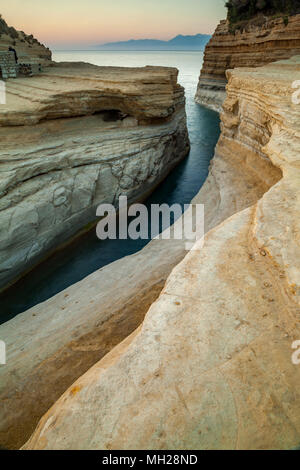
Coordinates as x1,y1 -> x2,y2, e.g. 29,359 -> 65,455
0,62 -> 189,290
195,14 -> 300,112
22,57 -> 300,450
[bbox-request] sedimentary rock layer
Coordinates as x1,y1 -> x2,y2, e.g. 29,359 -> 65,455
0,55 -> 279,448
23,57 -> 300,450
195,14 -> 300,111
0,62 -> 189,290
0,16 -> 51,63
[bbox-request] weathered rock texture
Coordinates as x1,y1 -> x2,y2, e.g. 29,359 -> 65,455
23,57 -> 300,450
0,237 -> 189,449
0,16 -> 51,64
196,14 -> 300,111
0,62 -> 189,290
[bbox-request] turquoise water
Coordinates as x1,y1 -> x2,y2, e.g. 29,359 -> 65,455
0,51 -> 220,323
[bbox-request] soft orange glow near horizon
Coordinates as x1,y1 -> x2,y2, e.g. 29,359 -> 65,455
1,0 -> 226,48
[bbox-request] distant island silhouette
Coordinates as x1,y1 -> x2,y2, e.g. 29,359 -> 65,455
93,34 -> 211,50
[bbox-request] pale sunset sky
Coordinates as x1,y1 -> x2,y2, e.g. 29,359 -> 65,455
1,0 -> 226,48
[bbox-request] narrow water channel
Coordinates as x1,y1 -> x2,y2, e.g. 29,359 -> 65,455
0,51 -> 220,324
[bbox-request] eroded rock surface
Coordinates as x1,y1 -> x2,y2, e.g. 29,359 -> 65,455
195,14 -> 300,111
0,62 -> 189,290
22,58 -> 300,450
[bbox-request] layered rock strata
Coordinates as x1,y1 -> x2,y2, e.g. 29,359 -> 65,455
0,62 -> 189,290
196,14 -> 300,111
0,16 -> 51,64
23,57 -> 300,450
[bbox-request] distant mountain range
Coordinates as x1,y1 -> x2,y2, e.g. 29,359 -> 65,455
93,34 -> 211,51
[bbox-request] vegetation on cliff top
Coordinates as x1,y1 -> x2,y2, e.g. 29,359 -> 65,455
225,0 -> 300,28
0,14 -> 43,45
0,15 -> 19,38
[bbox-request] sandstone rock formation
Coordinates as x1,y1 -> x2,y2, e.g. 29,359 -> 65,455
0,141 -> 272,450
0,62 -> 189,290
20,57 -> 300,450
195,14 -> 300,111
0,16 -> 51,64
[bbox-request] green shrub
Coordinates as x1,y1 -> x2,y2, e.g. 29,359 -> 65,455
225,0 -> 300,25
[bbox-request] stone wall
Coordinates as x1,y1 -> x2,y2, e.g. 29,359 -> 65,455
0,51 -> 17,79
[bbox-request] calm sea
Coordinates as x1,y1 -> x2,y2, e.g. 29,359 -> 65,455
0,51 -> 220,323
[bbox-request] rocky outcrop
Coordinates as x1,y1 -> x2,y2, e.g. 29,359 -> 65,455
0,16 -> 51,63
23,56 -> 300,450
195,14 -> 300,111
0,62 -> 189,290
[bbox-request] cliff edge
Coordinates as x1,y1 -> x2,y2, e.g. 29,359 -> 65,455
0,62 -> 189,292
195,14 -> 300,111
